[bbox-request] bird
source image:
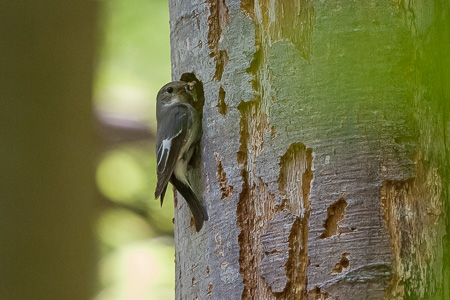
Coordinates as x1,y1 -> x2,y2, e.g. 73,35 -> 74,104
154,80 -> 208,231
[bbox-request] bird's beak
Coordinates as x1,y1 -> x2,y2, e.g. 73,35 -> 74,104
184,81 -> 198,102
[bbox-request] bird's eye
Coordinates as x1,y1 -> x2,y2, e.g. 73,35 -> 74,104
166,87 -> 174,94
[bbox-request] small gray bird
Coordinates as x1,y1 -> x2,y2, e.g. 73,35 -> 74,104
154,81 -> 208,231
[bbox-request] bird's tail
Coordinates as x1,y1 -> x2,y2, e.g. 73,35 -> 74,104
170,175 -> 208,232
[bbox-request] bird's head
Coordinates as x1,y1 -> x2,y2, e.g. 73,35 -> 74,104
156,81 -> 197,105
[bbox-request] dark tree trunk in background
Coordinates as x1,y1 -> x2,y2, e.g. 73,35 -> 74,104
169,0 -> 449,299
0,2 -> 97,300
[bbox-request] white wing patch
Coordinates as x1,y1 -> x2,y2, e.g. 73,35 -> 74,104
156,127 -> 183,172
157,139 -> 172,169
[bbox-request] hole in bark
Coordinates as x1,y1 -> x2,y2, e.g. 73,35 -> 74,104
332,253 -> 350,274
319,197 -> 347,239
180,73 -> 205,121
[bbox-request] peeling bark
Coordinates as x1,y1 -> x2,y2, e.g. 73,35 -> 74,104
207,0 -> 230,81
319,198 -> 347,239
260,211 -> 298,293
217,86 -> 229,116
169,0 -> 450,299
381,156 -> 445,299
331,253 -> 350,274
214,152 -> 234,199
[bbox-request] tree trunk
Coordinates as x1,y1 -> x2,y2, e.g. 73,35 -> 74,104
169,0 -> 449,299
0,2 -> 97,300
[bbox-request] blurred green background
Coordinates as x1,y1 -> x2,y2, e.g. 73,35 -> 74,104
94,0 -> 175,299
0,1 -> 175,299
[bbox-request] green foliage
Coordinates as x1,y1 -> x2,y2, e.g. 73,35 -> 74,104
94,0 -> 174,298
95,0 -> 171,130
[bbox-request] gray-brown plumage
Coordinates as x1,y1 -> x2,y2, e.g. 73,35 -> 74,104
154,81 -> 208,231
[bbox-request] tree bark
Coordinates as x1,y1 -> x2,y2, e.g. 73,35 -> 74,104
169,0 -> 449,299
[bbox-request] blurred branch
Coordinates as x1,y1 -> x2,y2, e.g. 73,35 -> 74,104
95,108 -> 155,143
97,191 -> 149,219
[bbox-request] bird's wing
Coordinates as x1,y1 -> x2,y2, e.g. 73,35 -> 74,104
155,104 -> 190,204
